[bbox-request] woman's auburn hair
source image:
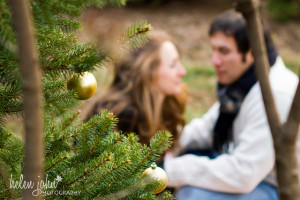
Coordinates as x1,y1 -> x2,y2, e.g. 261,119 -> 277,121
88,31 -> 187,146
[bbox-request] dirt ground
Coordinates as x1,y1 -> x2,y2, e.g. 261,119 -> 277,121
80,0 -> 300,65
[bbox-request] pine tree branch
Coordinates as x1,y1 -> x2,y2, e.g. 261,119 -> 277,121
55,19 -> 81,32
88,116 -> 115,159
2,108 -> 23,113
97,145 -> 141,191
120,23 -> 152,44
94,160 -> 130,198
36,28 -> 76,45
0,1 -> 17,53
45,93 -> 78,113
156,191 -> 173,200
84,143 -> 137,188
60,110 -> 81,132
45,155 -> 68,172
129,131 -> 171,177
38,43 -> 52,53
65,133 -> 126,188
119,21 -> 152,50
0,146 -> 22,155
82,127 -> 87,164
42,46 -> 99,72
43,65 -> 70,71
44,123 -> 55,141
40,2 -> 53,26
95,179 -> 147,200
100,159 -> 138,194
100,131 -> 172,198
56,132 -> 77,142
0,157 -> 18,199
68,47 -> 93,62
65,156 -> 108,187
87,133 -> 123,162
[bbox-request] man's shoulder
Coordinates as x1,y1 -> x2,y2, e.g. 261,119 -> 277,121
246,56 -> 298,97
270,57 -> 298,81
240,56 -> 298,116
269,57 -> 299,94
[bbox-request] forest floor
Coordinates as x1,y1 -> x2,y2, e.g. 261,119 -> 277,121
78,0 -> 300,121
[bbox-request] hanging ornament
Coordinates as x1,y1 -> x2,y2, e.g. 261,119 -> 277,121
141,162 -> 168,194
67,71 -> 97,100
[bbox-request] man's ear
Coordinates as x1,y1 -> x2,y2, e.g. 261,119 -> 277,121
245,50 -> 254,65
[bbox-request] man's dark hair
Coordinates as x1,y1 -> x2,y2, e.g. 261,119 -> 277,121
209,10 -> 277,60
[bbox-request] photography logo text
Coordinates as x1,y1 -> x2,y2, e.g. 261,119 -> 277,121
9,174 -> 81,196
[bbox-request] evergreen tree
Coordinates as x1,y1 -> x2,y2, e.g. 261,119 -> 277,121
0,0 -> 173,199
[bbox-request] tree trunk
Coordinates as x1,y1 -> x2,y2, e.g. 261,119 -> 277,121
9,0 -> 43,199
236,0 -> 300,199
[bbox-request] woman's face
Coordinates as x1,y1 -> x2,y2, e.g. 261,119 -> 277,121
156,41 -> 186,96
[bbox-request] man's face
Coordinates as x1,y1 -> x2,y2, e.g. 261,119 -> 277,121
210,31 -> 253,85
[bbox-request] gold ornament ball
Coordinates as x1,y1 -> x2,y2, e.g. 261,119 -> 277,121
67,71 -> 97,100
141,162 -> 168,194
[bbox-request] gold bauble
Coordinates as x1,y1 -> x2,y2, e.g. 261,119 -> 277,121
67,71 -> 97,100
141,162 -> 168,194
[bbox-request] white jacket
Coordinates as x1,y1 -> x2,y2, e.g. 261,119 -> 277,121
165,57 -> 300,193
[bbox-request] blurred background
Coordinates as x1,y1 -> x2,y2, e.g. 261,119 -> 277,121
6,0 -> 300,134
78,0 -> 300,123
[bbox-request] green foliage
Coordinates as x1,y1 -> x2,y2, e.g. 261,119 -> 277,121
0,128 -> 23,198
0,0 -> 16,52
267,0 -> 300,21
0,0 -> 172,199
0,128 -> 23,175
285,58 -> 300,75
1,111 -> 173,199
0,0 -> 152,119
122,20 -> 153,50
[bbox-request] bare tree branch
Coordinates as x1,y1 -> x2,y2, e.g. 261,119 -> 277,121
236,0 -> 300,199
236,0 -> 282,134
9,0 -> 43,199
283,82 -> 300,142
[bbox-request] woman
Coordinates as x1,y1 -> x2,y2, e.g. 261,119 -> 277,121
86,31 -> 187,153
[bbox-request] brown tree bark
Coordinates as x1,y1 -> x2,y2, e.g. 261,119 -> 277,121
236,0 -> 300,199
9,0 -> 43,199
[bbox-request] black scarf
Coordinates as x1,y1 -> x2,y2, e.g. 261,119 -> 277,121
213,51 -> 278,153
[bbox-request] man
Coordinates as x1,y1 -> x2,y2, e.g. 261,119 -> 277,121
164,10 -> 299,200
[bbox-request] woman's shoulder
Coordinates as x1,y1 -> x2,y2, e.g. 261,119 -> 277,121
117,104 -> 140,134
118,104 -> 138,119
